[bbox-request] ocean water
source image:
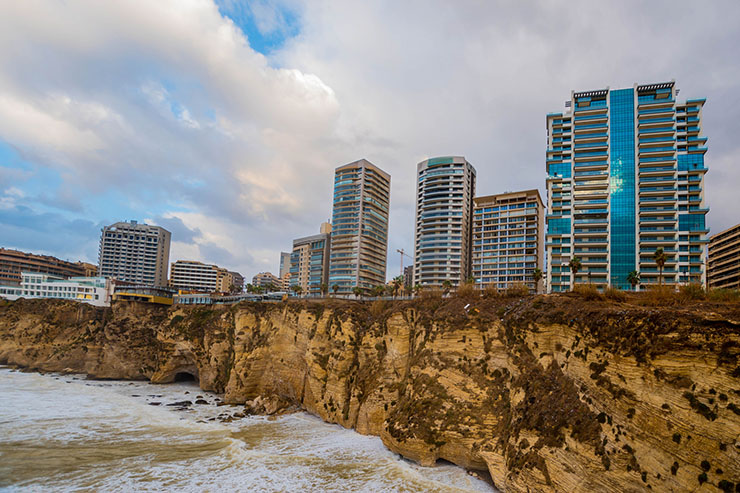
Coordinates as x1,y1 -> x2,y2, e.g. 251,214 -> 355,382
0,368 -> 494,492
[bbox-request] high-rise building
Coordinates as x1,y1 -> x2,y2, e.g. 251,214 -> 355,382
472,189 -> 545,292
545,81 -> 709,291
98,220 -> 171,287
0,248 -> 91,286
279,252 -> 291,278
290,222 -> 332,295
328,159 -> 391,293
169,260 -> 242,293
707,223 -> 740,290
413,156 -> 476,287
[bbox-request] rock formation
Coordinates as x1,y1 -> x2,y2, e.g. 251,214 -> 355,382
0,295 -> 738,492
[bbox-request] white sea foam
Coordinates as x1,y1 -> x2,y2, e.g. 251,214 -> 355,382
0,368 -> 496,492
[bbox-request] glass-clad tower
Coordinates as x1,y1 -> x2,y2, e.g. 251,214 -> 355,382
414,156 -> 476,287
545,81 -> 709,291
328,159 -> 390,293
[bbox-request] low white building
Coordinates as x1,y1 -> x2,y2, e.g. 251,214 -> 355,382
0,272 -> 114,307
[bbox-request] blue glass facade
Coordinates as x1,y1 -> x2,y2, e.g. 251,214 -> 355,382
609,89 -> 637,289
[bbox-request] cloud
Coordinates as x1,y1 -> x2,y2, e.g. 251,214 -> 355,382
0,0 -> 739,281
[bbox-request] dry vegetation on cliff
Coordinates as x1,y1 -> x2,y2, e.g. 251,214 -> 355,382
0,293 -> 739,493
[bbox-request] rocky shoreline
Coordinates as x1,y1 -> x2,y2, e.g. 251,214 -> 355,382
1,295 -> 738,492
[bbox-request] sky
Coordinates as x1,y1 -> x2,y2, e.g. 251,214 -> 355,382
1,0 -> 739,281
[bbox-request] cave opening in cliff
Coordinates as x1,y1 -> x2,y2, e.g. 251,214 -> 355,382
174,372 -> 198,383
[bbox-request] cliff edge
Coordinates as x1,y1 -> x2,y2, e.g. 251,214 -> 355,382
1,295 -> 738,492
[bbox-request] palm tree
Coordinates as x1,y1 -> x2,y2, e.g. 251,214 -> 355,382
653,247 -> 667,286
392,276 -> 403,299
442,280 -> 453,296
532,268 -> 543,293
413,284 -> 423,297
404,285 -> 413,297
320,283 -> 328,297
332,284 -> 340,296
265,283 -> 276,293
568,257 -> 582,289
291,285 -> 302,297
372,285 -> 385,298
627,270 -> 640,291
352,286 -> 364,300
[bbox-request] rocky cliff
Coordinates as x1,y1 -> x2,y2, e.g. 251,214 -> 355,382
1,295 -> 738,492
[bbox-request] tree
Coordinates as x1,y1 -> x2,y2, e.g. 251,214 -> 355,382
352,286 -> 364,299
404,285 -> 413,297
442,280 -> 453,296
320,283 -> 328,297
568,257 -> 582,289
371,285 -> 385,298
653,247 -> 667,286
627,270 -> 640,291
332,284 -> 340,296
291,285 -> 303,297
413,283 -> 423,297
265,283 -> 276,293
392,276 -> 403,299
532,268 -> 543,293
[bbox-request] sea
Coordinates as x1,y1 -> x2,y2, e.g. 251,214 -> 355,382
0,368 -> 495,492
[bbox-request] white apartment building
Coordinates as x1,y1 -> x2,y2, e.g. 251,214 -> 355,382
0,272 -> 114,307
98,220 -> 171,287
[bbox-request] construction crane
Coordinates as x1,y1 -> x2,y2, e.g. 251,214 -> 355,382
396,248 -> 412,276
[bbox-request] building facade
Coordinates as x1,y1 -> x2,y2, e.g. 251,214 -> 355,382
403,265 -> 414,290
98,221 -> 171,287
708,223 -> 740,290
279,252 -> 291,278
169,260 -> 241,293
252,272 -> 281,291
0,272 -> 113,307
290,223 -> 331,295
228,271 -> 245,293
413,156 -> 476,287
328,159 -> 391,293
0,248 -> 90,286
545,81 -> 709,291
472,189 -> 545,292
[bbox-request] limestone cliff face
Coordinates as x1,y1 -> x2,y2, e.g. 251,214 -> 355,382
1,296 -> 739,492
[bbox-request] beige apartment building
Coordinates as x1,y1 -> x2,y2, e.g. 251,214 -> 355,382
252,272 -> 281,291
472,189 -> 545,293
708,223 -> 740,290
290,222 -> 332,295
169,260 -> 241,293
